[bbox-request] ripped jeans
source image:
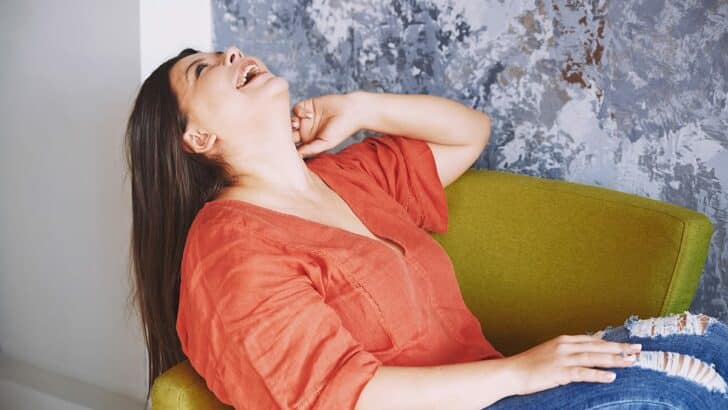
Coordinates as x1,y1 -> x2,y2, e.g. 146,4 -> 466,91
485,311 -> 728,409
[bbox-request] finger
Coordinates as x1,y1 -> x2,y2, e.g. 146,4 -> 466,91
293,102 -> 306,117
565,351 -> 638,369
297,138 -> 331,158
558,340 -> 639,354
295,116 -> 315,144
291,116 -> 300,130
565,341 -> 641,355
292,129 -> 302,145
293,100 -> 314,119
293,100 -> 306,117
567,367 -> 617,384
559,334 -> 607,343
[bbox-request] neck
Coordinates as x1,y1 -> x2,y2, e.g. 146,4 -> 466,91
220,119 -> 324,201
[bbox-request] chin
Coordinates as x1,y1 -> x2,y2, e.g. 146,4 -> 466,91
267,76 -> 289,96
242,76 -> 289,110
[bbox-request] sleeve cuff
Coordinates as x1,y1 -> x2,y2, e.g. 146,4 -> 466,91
308,350 -> 383,409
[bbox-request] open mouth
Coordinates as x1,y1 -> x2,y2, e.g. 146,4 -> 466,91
235,63 -> 267,89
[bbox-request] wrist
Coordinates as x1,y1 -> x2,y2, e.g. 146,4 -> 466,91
346,91 -> 378,131
499,356 -> 525,396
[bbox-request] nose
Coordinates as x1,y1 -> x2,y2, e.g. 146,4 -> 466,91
224,46 -> 243,66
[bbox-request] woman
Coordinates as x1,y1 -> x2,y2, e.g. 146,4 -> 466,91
125,46 -> 728,409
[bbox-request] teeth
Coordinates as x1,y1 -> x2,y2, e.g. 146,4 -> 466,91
236,64 -> 260,89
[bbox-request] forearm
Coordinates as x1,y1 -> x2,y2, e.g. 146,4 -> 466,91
348,91 -> 491,146
355,358 -> 520,410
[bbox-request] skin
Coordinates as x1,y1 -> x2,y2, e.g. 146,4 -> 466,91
169,46 -> 335,210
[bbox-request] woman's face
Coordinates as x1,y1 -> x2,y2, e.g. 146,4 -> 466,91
169,46 -> 290,155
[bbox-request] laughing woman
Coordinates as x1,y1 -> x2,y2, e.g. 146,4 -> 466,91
125,46 -> 728,409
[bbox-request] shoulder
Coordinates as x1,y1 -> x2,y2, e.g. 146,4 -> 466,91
181,203 -> 282,281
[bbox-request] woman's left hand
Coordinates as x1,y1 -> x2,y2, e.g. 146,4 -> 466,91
290,93 -> 362,159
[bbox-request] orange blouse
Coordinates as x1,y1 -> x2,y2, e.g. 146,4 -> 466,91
176,134 -> 504,410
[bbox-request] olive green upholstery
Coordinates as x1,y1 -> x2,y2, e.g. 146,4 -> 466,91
151,169 -> 713,409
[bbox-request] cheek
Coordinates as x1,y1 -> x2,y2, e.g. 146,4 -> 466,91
194,84 -> 244,119
190,80 -> 261,135
209,92 -> 259,133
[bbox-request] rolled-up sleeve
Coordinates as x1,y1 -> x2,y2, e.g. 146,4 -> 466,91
177,224 -> 383,409
332,134 -> 448,233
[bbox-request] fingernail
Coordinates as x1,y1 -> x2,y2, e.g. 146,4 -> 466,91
630,344 -> 642,351
305,112 -> 313,118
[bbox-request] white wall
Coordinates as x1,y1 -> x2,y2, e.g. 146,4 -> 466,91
140,0 -> 213,81
0,1 -> 214,406
0,0 -> 145,406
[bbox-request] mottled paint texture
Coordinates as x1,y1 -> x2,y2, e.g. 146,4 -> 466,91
213,0 -> 728,322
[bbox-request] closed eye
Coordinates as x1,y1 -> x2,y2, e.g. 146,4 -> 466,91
195,63 -> 208,79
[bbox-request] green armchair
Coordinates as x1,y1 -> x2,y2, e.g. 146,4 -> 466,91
151,169 -> 713,409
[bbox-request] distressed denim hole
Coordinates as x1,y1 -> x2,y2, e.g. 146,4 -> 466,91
632,350 -> 727,395
586,312 -> 727,396
588,312 -> 718,340
627,312 -> 716,338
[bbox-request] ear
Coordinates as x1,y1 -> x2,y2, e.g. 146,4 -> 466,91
182,126 -> 218,154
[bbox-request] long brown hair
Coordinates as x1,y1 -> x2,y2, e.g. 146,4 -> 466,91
123,47 -> 235,401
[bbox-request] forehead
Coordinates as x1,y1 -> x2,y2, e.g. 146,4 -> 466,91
170,51 -> 220,97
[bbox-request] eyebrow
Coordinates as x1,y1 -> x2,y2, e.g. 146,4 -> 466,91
185,51 -> 224,84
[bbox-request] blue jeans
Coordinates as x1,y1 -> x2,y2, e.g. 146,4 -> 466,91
484,311 -> 728,409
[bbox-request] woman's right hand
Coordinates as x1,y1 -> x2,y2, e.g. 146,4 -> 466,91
504,334 -> 643,396
290,93 -> 362,159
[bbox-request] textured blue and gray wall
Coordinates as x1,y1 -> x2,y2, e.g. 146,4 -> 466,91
212,0 -> 728,322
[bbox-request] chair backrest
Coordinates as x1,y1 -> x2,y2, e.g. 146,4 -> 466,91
432,169 -> 712,356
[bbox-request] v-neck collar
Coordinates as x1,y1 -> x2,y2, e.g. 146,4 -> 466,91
203,160 -> 408,259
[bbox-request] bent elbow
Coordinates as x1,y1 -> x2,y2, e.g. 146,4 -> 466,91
478,112 -> 492,146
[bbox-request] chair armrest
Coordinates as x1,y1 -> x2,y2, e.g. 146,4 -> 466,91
151,360 -> 232,410
432,169 -> 713,356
